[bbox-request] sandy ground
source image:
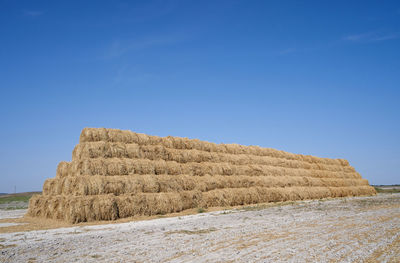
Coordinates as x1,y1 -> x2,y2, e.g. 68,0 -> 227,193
0,193 -> 399,263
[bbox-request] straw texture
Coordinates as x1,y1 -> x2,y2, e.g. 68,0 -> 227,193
28,127 -> 376,223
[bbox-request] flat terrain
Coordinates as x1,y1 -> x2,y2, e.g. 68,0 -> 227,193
0,193 -> 399,262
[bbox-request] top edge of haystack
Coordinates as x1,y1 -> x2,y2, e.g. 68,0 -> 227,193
79,127 -> 350,166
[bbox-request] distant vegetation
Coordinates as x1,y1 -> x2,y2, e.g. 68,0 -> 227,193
0,192 -> 41,205
373,185 -> 400,194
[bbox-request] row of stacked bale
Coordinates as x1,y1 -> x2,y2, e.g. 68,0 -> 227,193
27,128 -> 376,223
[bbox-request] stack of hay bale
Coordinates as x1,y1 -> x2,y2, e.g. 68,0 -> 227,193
28,128 -> 376,223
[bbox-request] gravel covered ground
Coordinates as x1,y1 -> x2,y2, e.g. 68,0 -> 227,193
1,193 -> 399,262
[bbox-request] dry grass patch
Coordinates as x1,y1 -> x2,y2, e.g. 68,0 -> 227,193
165,227 -> 218,235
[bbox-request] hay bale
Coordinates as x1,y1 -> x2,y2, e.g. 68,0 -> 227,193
72,142 -> 357,173
65,158 -> 360,179
41,175 -> 370,196
28,127 -> 376,223
28,185 -> 375,223
79,128 -> 348,166
56,161 -> 71,178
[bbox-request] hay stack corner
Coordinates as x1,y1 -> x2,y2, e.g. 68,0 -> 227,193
27,127 -> 376,223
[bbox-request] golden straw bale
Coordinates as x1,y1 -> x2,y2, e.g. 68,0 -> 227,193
79,128 -> 347,166
72,141 -> 356,174
27,194 -> 119,223
116,191 -> 201,217
42,179 -> 57,195
56,161 -> 71,178
40,175 -> 371,196
28,185 -> 376,223
67,158 -> 359,179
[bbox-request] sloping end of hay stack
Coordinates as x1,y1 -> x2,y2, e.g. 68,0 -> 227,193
27,127 -> 376,223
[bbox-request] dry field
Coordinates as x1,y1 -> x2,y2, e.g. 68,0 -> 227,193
1,193 -> 399,262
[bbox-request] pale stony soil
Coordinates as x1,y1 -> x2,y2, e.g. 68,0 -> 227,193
0,210 -> 26,220
1,193 -> 399,263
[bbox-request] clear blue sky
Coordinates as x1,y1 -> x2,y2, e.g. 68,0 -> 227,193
1,0 -> 399,193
